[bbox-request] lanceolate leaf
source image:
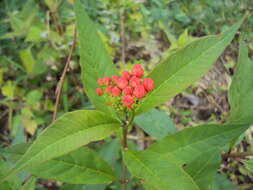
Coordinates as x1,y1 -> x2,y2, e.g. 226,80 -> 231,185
123,150 -> 200,190
2,143 -> 116,184
183,147 -> 221,190
228,40 -> 253,123
0,110 -> 120,183
74,0 -> 118,115
149,123 -> 249,164
21,176 -> 36,190
0,162 -> 21,190
136,19 -> 243,114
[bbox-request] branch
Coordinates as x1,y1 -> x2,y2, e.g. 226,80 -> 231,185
221,151 -> 253,159
53,27 -> 77,120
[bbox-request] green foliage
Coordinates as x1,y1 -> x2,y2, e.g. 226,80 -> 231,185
21,177 -> 36,190
123,150 -> 200,190
1,110 -> 120,182
0,0 -> 253,189
228,40 -> 253,123
74,0 -> 118,116
0,162 -> 21,190
211,174 -> 236,190
136,19 -> 243,114
134,109 -> 176,138
2,143 -> 116,184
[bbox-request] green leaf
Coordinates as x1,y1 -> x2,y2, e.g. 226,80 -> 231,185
123,150 -> 200,190
210,174 -> 236,190
0,162 -> 21,190
0,110 -> 120,183
228,40 -> 253,123
134,109 -> 176,138
74,0 -> 118,115
136,19 -> 243,114
21,177 -> 36,190
19,48 -> 35,74
149,123 -> 249,164
183,147 -> 221,190
2,143 -> 116,184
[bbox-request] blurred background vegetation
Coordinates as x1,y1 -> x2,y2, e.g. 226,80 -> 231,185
0,0 -> 253,189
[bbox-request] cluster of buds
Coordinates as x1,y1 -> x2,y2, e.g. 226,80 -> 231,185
96,64 -> 154,110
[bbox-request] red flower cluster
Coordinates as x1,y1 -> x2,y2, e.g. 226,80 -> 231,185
95,64 -> 154,109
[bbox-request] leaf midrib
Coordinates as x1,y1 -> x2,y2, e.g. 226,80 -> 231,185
152,125 -> 246,157
137,33 -> 230,113
4,151 -> 115,181
14,122 -> 118,171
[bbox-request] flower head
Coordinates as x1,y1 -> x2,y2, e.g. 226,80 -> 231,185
95,64 -> 154,111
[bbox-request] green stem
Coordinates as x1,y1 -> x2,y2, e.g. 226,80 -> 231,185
121,110 -> 134,190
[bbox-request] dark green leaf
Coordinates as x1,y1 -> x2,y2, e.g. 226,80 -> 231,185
74,0 -> 118,115
228,40 -> 253,123
149,123 -> 249,164
2,143 -> 116,184
123,150 -> 200,190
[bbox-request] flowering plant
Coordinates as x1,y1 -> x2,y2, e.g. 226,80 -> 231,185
0,1 -> 252,190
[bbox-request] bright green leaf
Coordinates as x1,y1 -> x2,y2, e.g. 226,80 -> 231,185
228,40 -> 253,123
123,150 -> 200,190
2,143 -> 116,184
2,80 -> 15,99
136,19 -> 243,114
134,109 -> 176,138
0,110 -> 120,183
74,0 -> 118,116
19,49 -> 35,74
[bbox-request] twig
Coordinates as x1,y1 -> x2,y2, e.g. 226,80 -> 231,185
53,27 -> 77,120
221,151 -> 253,159
120,9 -> 126,65
127,135 -> 157,141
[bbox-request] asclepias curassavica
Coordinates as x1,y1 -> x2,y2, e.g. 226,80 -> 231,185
0,1 -> 252,190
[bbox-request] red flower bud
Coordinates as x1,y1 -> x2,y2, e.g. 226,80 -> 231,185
111,86 -> 121,97
129,76 -> 140,87
131,64 -> 144,78
103,77 -> 111,86
143,78 -> 154,92
117,77 -> 128,89
105,85 -> 113,94
111,75 -> 119,83
97,78 -> 104,86
122,71 -> 131,79
122,95 -> 134,108
123,86 -> 133,95
96,88 -> 103,96
133,85 -> 146,99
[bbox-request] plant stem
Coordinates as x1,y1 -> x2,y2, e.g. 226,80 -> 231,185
121,111 -> 134,190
